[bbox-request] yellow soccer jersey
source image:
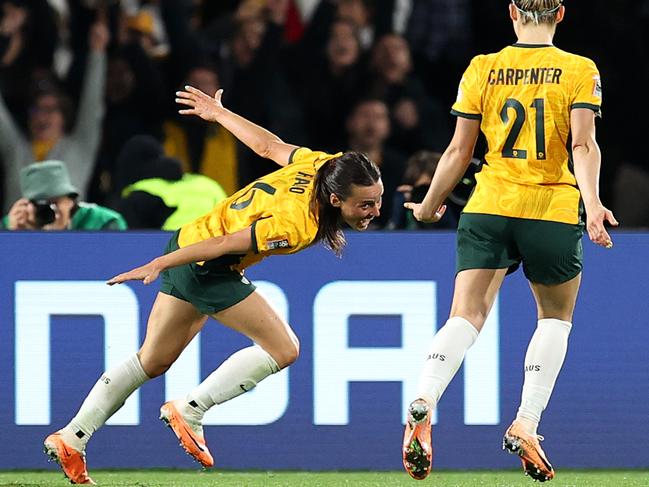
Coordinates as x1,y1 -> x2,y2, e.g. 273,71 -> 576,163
452,44 -> 602,224
178,147 -> 341,271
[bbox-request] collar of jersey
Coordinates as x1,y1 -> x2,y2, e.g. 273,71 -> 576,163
512,43 -> 554,48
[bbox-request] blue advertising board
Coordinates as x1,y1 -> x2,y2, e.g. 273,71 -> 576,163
0,231 -> 647,470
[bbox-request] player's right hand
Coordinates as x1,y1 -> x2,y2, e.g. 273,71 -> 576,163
176,86 -> 224,123
404,202 -> 447,223
585,203 -> 618,248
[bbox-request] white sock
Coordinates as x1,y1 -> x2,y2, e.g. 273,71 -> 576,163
60,354 -> 150,451
185,345 -> 280,417
516,318 -> 572,434
417,316 -> 479,407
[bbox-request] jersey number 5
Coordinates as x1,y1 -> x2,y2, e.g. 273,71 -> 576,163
230,182 -> 277,210
500,98 -> 546,160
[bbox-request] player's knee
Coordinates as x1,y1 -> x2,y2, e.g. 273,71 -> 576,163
138,353 -> 174,378
451,311 -> 486,331
274,338 -> 300,369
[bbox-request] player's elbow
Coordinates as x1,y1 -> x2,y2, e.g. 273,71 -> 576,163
445,144 -> 474,167
572,138 -> 599,155
258,138 -> 285,161
257,141 -> 273,159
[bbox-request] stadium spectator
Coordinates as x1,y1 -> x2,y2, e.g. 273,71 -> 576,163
366,33 -> 450,155
391,151 -> 452,230
87,20 -> 168,205
115,135 -> 227,230
0,13 -> 109,213
43,84 -> 383,484
1,160 -> 126,230
406,0 -> 473,106
390,151 -> 481,230
162,62 -> 241,195
0,0 -> 58,105
402,0 -> 617,481
225,0 -> 307,186
345,97 -> 406,228
287,16 -> 366,152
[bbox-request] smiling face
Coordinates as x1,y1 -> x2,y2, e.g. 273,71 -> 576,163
330,180 -> 383,230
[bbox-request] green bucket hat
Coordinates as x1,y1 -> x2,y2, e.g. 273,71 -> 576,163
20,160 -> 79,200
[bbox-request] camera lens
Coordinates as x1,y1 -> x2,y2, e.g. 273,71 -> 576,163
31,200 -> 57,228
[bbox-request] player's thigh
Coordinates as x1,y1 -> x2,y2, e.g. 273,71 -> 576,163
529,273 -> 581,322
212,290 -> 299,369
139,292 -> 208,377
450,268 -> 508,330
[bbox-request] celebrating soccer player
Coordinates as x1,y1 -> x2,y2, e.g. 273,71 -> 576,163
43,86 -> 383,485
402,0 -> 617,482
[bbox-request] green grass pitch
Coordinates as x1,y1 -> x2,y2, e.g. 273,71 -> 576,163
0,470 -> 648,487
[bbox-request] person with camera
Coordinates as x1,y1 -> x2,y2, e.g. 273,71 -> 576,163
1,160 -> 127,230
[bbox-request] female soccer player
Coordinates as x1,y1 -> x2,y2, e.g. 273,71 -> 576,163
44,86 -> 383,485
402,0 -> 617,482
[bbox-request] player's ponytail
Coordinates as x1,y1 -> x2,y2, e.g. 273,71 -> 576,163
310,152 -> 381,256
512,0 -> 562,25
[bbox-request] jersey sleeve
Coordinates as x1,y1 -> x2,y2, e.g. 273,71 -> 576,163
451,55 -> 483,120
251,215 -> 304,254
571,58 -> 602,117
289,146 -> 340,166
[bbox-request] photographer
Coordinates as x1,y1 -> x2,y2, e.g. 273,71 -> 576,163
1,160 -> 126,230
389,150 -> 480,230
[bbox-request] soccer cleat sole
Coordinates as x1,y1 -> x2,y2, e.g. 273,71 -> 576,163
503,435 -> 554,482
403,437 -> 431,480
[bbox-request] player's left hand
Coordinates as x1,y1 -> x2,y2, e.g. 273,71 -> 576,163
404,202 -> 446,223
585,203 -> 618,248
107,260 -> 162,286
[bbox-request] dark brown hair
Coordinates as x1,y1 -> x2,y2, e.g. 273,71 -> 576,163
310,152 -> 381,256
402,151 -> 442,186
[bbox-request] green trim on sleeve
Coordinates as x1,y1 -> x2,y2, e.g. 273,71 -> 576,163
451,109 -> 482,120
571,103 -> 602,117
251,221 -> 259,254
288,147 -> 301,165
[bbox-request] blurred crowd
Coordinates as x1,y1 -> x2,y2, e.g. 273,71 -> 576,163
0,0 -> 648,231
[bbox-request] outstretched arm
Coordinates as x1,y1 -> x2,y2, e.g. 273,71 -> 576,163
405,117 -> 480,222
176,86 -> 298,167
571,108 -> 618,248
107,227 -> 252,285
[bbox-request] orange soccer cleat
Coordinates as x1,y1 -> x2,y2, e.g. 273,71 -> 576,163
503,421 -> 555,482
43,432 -> 96,485
160,400 -> 214,468
402,399 -> 433,480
